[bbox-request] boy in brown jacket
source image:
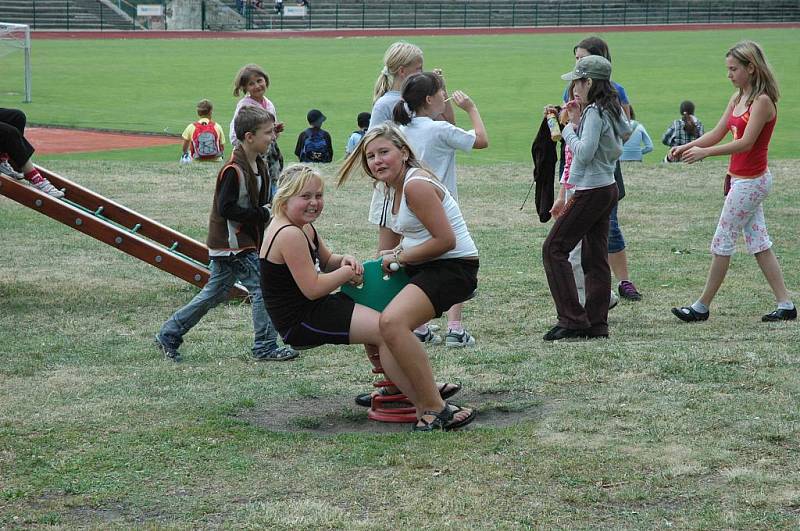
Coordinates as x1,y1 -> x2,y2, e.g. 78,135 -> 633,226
156,106 -> 297,362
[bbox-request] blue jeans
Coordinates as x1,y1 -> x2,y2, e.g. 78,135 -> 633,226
608,204 -> 626,254
158,251 -> 279,356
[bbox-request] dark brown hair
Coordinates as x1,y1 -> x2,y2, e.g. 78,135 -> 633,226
574,36 -> 611,61
679,100 -> 697,136
392,72 -> 443,125
233,64 -> 270,97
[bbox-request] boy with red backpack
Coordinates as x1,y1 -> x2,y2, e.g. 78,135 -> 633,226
181,99 -> 225,163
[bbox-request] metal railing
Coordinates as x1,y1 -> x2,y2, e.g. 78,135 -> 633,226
2,0 -> 163,31
4,0 -> 798,31
237,0 -> 800,31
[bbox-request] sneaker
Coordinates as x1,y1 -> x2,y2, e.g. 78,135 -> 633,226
762,307 -> 797,322
445,328 -> 476,348
609,290 -> 619,310
0,160 -> 24,180
154,334 -> 182,362
414,328 -> 442,345
252,346 -> 299,361
618,280 -> 642,301
427,323 -> 441,332
33,179 -> 65,198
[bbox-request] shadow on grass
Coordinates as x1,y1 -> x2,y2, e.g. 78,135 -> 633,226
237,391 -> 547,435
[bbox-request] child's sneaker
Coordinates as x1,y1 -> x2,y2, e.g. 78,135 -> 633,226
0,160 -> 24,180
445,328 -> 476,348
154,334 -> 182,362
33,179 -> 65,198
609,290 -> 619,310
414,328 -> 442,345
618,280 -> 642,301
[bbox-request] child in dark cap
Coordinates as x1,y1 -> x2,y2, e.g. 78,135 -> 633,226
295,109 -> 333,163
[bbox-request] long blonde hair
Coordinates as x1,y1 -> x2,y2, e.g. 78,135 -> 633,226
336,123 -> 428,187
726,41 -> 780,105
272,165 -> 324,219
373,42 -> 423,103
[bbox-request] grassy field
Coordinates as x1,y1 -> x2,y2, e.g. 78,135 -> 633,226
0,28 -> 798,163
1,155 -> 799,527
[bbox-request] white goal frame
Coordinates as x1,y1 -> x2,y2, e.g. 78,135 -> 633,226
0,23 -> 32,103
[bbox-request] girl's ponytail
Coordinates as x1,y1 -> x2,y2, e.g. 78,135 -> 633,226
373,67 -> 392,103
679,100 -> 697,136
393,99 -> 413,126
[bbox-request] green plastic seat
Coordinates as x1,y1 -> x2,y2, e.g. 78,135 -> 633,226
340,258 -> 409,312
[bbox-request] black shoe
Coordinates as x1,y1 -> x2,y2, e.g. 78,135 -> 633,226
543,325 -> 590,341
252,346 -> 299,361
671,306 -> 709,323
154,334 -> 182,362
762,307 -> 797,322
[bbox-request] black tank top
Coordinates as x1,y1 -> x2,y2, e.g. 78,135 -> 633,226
260,224 -> 320,333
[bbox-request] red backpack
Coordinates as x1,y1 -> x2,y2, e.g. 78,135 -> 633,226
191,121 -> 222,160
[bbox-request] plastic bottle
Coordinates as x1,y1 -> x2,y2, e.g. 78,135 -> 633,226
546,112 -> 561,141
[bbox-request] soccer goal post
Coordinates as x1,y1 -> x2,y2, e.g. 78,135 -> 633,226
0,23 -> 32,103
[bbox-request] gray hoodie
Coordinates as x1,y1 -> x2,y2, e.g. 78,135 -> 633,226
562,104 -> 631,190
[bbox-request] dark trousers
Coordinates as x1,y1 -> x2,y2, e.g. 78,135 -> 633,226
542,183 -> 618,334
0,108 -> 34,169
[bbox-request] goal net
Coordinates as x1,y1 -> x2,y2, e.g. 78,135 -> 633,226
0,23 -> 32,103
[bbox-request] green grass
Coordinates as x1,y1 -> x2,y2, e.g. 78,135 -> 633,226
0,28 -> 798,164
1,157 -> 799,527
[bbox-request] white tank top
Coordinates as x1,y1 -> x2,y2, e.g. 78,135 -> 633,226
391,168 -> 478,259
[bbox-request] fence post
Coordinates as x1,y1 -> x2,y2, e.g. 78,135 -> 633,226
463,2 -> 467,27
645,0 -> 649,24
556,2 -> 560,25
201,1 -> 206,30
534,3 -> 537,26
439,2 -> 443,28
578,3 -> 582,25
488,1 -> 492,27
100,1 -> 104,30
362,3 -> 365,29
665,0 -> 670,23
66,1 -> 70,31
387,1 -> 392,29
414,2 -> 418,28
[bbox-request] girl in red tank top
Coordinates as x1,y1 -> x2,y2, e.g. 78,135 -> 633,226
669,41 -> 795,324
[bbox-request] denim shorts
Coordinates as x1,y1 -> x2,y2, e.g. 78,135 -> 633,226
608,203 -> 626,254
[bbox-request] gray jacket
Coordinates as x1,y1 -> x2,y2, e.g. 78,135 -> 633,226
562,104 -> 631,190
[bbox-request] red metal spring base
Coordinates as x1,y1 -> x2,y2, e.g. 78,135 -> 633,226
365,351 -> 417,423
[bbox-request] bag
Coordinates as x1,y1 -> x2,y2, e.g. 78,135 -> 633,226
300,128 -> 327,162
191,121 -> 222,160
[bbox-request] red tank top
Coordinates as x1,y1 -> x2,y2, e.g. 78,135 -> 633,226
727,103 -> 776,177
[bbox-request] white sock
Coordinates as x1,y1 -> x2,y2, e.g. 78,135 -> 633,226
777,301 -> 795,310
691,301 -> 709,314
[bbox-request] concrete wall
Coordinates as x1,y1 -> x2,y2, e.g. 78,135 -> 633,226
167,0 -> 245,30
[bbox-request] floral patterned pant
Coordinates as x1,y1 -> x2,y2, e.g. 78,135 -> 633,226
711,170 -> 773,256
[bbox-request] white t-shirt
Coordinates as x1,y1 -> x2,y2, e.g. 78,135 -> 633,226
400,116 -> 475,201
